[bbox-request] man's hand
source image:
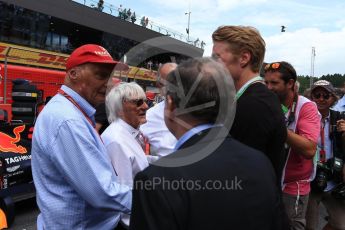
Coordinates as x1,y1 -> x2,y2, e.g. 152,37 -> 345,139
336,119 -> 345,132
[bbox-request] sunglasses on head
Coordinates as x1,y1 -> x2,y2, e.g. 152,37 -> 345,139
312,93 -> 331,100
125,98 -> 147,107
264,62 -> 281,71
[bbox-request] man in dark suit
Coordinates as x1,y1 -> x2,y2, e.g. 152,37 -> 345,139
129,57 -> 284,230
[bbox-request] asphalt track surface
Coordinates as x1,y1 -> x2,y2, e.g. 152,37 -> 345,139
8,198 -> 38,230
8,198 -> 327,230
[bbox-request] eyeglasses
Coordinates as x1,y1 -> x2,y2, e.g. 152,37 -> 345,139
312,93 -> 331,100
264,62 -> 281,71
124,98 -> 147,107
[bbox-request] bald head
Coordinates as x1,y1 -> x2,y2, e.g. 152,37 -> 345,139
158,63 -> 177,82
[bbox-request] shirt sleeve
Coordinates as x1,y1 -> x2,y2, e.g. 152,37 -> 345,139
106,141 -> 134,188
296,102 -> 320,143
50,119 -> 132,213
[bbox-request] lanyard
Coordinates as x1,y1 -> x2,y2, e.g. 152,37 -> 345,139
319,119 -> 327,163
58,89 -> 104,144
281,104 -> 289,114
285,94 -> 298,127
235,76 -> 264,100
58,89 -> 95,128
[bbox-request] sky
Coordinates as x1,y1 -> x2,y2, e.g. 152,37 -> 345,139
104,0 -> 345,77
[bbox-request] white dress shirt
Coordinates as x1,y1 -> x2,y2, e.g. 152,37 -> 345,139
318,115 -> 337,191
101,118 -> 149,226
140,101 -> 177,157
333,95 -> 345,112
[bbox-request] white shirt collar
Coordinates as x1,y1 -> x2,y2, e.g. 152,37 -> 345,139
117,119 -> 140,138
322,112 -> 330,123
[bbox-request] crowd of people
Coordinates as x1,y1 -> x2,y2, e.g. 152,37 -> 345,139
116,4 -> 149,27
31,26 -> 345,230
114,4 -> 203,48
117,5 -> 138,24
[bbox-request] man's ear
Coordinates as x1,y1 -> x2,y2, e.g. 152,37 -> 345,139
166,95 -> 176,114
287,79 -> 295,91
239,51 -> 251,68
68,68 -> 79,81
118,109 -> 124,118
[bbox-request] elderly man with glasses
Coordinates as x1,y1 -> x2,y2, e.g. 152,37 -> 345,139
101,82 -> 150,229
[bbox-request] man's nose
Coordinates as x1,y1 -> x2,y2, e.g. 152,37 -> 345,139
142,101 -> 149,110
266,83 -> 273,90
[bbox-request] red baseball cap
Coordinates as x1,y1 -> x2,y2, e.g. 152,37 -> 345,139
66,44 -> 129,71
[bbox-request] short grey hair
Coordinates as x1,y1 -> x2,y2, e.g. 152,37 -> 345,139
106,82 -> 146,123
165,57 -> 232,124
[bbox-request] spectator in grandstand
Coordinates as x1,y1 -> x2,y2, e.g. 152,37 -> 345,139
147,60 -> 153,70
130,57 -> 285,230
122,8 -> 128,20
131,11 -> 136,23
118,4 -> 123,18
306,80 -> 345,230
194,38 -> 199,46
201,40 -> 206,49
102,82 -> 150,228
212,26 -> 287,186
31,44 -> 132,230
140,16 -> 146,27
333,82 -> 345,112
140,63 -> 177,157
126,8 -> 132,21
97,0 -> 104,11
264,61 -> 320,230
145,17 -> 149,27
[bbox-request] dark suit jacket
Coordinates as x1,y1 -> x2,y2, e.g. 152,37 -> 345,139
330,109 -> 345,160
130,127 -> 285,230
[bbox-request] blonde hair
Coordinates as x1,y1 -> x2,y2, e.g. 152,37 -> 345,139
212,26 -> 266,72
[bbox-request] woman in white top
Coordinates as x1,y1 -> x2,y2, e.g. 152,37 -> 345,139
101,82 -> 149,228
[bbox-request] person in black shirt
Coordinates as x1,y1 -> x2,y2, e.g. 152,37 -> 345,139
212,26 -> 289,230
95,102 -> 109,134
212,25 -> 287,185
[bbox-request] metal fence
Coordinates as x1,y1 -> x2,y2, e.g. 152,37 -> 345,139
72,0 -> 205,49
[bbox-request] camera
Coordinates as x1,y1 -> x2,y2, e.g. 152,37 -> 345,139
312,157 -> 343,192
332,183 -> 345,200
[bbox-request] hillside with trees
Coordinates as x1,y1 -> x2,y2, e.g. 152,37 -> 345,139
297,74 -> 345,94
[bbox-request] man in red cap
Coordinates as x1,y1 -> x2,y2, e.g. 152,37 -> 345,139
31,44 -> 131,230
